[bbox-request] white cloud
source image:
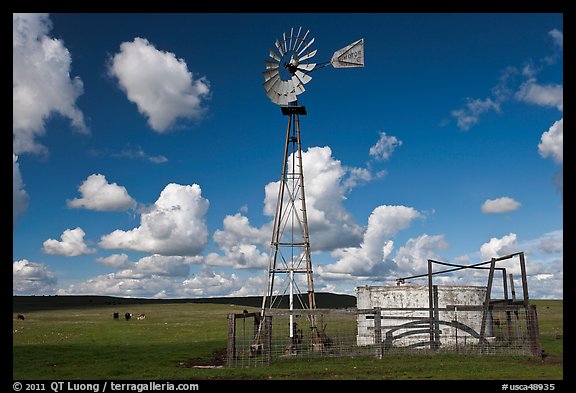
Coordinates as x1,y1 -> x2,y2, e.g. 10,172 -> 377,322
538,118 -> 563,164
180,268 -> 243,297
393,234 -> 449,277
204,213 -> 269,269
96,253 -> 133,269
67,174 -> 137,211
264,146 -> 364,251
13,13 -> 86,155
99,183 -> 209,256
481,197 -> 521,214
537,230 -> 563,254
115,147 -> 168,163
13,154 -> 29,225
13,259 -> 57,294
480,233 -> 518,260
549,28 -> 563,50
57,266 -> 243,298
109,37 -> 210,132
515,80 -> 563,111
451,97 -> 501,131
43,227 -> 96,256
320,205 -> 423,277
369,131 -> 403,161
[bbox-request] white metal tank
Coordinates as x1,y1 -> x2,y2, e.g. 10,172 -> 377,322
356,285 -> 493,348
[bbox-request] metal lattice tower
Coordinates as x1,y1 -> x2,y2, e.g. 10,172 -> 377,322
254,26 -> 364,353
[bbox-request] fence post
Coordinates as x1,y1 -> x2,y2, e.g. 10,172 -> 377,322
373,307 -> 382,358
226,313 -> 236,367
263,315 -> 273,365
527,305 -> 542,357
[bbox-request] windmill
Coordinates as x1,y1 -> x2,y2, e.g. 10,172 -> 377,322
254,27 -> 364,355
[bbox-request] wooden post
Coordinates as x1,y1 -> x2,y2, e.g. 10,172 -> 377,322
509,273 -> 522,341
226,313 -> 236,367
527,304 -> 542,357
433,285 -> 440,349
263,315 -> 272,365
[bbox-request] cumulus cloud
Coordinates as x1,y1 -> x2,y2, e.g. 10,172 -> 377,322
109,37 -> 210,132
320,205 -> 424,277
99,183 -> 209,256
13,259 -> 57,294
538,118 -> 563,164
58,266 -> 242,298
480,233 -> 518,260
13,13 -> 87,155
67,174 -> 137,211
96,253 -> 133,269
43,227 -> 96,256
369,131 -> 403,161
13,154 -> 29,225
392,234 -> 449,278
481,197 -> 521,214
264,146 -> 364,251
204,213 -> 269,269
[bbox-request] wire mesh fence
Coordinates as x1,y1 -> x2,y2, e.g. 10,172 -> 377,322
226,304 -> 541,367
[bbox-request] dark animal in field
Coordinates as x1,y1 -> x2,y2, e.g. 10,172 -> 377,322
137,313 -> 146,320
125,312 -> 132,321
113,312 -> 119,320
17,314 -> 25,320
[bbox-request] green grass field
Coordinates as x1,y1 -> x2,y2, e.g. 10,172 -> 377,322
12,297 -> 563,380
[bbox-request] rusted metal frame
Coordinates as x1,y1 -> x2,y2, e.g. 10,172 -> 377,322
519,252 -> 541,356
479,258 -> 497,352
400,259 -> 505,283
433,285 -> 441,348
428,259 -> 436,349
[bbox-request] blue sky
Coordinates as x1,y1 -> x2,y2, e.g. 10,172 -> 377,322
13,13 -> 563,300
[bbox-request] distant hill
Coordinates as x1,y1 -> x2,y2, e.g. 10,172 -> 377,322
13,293 -> 357,313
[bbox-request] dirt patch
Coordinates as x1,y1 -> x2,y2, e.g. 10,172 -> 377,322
178,348 -> 227,368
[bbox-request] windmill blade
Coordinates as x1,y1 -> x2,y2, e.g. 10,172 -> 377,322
283,32 -> 288,53
266,89 -> 282,105
299,49 -> 317,62
263,74 -> 281,92
277,93 -> 289,106
286,90 -> 297,103
269,48 -> 281,62
291,76 -> 306,95
274,39 -> 284,57
296,63 -> 316,72
298,37 -> 315,56
288,27 -> 294,50
263,69 -> 279,82
293,26 -> 302,50
331,38 -> 364,68
294,29 -> 310,53
278,80 -> 295,96
294,70 -> 312,84
265,60 -> 280,70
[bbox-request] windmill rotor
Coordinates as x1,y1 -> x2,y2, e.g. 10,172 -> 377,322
263,27 -> 364,105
